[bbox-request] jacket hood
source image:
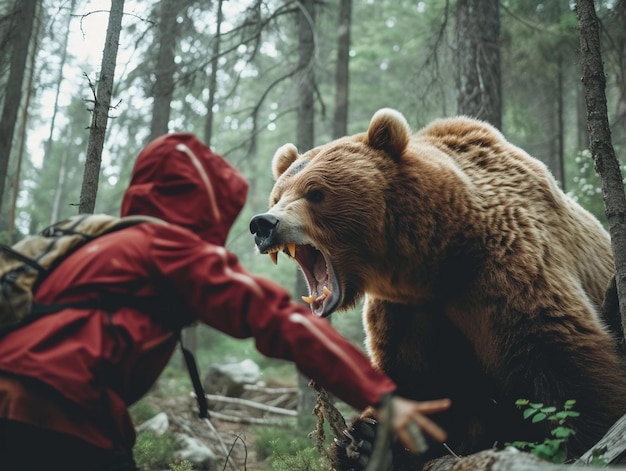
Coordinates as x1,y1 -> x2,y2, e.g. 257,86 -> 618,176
121,133 -> 249,245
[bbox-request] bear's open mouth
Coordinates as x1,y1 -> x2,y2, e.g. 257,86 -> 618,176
267,244 -> 340,317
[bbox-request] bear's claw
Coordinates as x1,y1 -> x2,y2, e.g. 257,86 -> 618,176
330,419 -> 378,471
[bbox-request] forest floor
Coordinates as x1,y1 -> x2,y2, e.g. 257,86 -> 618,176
146,384 -> 318,471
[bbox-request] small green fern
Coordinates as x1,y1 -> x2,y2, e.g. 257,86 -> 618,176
505,399 -> 580,463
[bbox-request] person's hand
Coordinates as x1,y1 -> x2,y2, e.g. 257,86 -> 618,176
374,395 -> 451,454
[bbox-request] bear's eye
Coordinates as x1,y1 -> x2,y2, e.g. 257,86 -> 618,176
306,189 -> 324,204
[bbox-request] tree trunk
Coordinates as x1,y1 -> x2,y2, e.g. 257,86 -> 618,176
296,0 -> 315,153
544,2 -> 566,190
203,0 -> 224,147
149,0 -> 178,141
7,2 -> 40,242
603,0 -> 626,132
553,55 -> 565,190
333,0 -> 351,139
576,0 -> 626,342
295,0 -> 317,426
0,0 -> 37,218
79,0 -> 124,214
455,0 -> 501,129
576,85 -> 590,152
49,0 -> 76,224
8,69 -> 34,242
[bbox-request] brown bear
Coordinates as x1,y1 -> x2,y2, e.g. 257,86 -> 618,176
249,108 -> 626,468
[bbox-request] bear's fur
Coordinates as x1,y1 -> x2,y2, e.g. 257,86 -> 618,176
250,108 -> 626,466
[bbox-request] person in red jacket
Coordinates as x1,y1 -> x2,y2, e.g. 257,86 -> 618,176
0,133 -> 450,471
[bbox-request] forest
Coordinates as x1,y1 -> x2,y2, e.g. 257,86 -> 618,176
1,0 -> 626,470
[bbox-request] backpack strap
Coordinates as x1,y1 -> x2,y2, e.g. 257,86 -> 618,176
0,244 -> 46,273
178,331 -> 209,419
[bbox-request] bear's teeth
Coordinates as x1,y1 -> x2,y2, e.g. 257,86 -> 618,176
269,252 -> 278,265
302,287 -> 331,305
287,243 -> 296,258
314,287 -> 331,302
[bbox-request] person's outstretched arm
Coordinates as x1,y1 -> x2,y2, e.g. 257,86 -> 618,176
153,231 -> 450,449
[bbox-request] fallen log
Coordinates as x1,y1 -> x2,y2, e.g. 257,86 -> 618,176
422,412 -> 626,471
576,413 -> 626,465
424,448 -> 545,471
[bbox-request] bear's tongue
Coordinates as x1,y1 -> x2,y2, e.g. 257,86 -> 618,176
301,253 -> 331,311
314,255 -> 327,283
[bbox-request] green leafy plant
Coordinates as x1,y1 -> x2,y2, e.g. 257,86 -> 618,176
588,446 -> 609,467
169,460 -> 195,471
254,427 -> 314,461
271,445 -> 330,471
254,423 -> 331,471
134,430 -> 180,470
505,399 -> 580,463
129,398 -> 160,425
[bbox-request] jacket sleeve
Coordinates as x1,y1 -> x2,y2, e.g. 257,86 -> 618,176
150,229 -> 396,411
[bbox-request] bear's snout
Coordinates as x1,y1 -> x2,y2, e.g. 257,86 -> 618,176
249,213 -> 280,252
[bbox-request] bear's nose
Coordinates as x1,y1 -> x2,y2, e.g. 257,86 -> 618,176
249,213 -> 280,250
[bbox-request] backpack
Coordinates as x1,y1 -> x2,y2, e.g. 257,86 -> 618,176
0,213 -> 209,418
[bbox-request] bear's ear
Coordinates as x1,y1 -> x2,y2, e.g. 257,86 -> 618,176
366,108 -> 411,158
271,143 -> 300,179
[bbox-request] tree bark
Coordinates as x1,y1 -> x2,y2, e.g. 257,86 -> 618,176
296,0 -> 315,152
149,0 -> 178,141
423,447 -> 626,471
576,0 -> 626,343
49,0 -> 76,224
203,0 -> 224,147
0,0 -> 37,217
553,55 -> 566,189
576,85 -> 590,152
79,0 -> 124,214
7,3 -> 40,242
455,0 -> 501,129
333,0 -> 351,139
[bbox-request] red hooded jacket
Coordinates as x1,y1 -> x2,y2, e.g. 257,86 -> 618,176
0,133 -> 395,451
